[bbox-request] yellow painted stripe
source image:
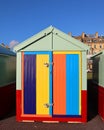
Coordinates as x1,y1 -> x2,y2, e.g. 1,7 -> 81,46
53,51 -> 81,54
36,55 -> 49,115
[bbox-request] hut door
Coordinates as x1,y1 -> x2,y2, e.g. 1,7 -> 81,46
23,52 -> 52,116
53,52 -> 81,116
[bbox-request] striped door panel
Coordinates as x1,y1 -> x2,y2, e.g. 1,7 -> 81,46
22,51 -> 81,117
53,52 -> 81,116
22,52 -> 52,115
24,55 -> 36,114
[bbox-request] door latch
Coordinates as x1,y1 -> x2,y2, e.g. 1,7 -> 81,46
44,103 -> 54,108
44,62 -> 54,67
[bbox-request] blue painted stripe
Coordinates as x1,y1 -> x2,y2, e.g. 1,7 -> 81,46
24,51 -> 51,55
49,52 -> 52,115
24,55 -> 36,114
66,54 -> 79,115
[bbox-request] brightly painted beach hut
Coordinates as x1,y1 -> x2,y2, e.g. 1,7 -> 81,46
0,45 -> 16,118
92,51 -> 104,120
14,26 -> 89,122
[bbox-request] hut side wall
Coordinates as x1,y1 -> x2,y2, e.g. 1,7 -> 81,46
93,54 -> 104,120
0,55 -> 16,87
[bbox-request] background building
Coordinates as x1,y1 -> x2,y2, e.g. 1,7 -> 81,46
68,32 -> 104,71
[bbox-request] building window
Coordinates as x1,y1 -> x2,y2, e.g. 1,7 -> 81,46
100,45 -> 102,48
87,39 -> 92,43
99,39 -> 102,42
93,39 -> 97,43
94,45 -> 96,48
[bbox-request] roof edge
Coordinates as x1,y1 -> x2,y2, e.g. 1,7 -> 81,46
14,26 -> 54,52
91,51 -> 103,58
14,25 -> 89,52
52,27 -> 90,50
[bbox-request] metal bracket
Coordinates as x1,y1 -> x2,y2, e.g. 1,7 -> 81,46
44,103 -> 54,108
44,62 -> 54,67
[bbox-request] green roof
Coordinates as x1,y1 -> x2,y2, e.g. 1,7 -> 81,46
14,26 -> 89,52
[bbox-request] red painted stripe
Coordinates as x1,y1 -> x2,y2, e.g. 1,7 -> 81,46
0,83 -> 16,118
53,54 -> 66,115
81,90 -> 87,122
16,89 -> 87,122
16,90 -> 22,121
98,86 -> 104,119
18,116 -> 82,122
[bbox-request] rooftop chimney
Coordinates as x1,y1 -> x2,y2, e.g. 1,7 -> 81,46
95,32 -> 98,38
82,32 -> 85,39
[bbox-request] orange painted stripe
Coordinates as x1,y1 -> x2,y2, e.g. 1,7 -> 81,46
21,52 -> 24,115
53,54 -> 66,115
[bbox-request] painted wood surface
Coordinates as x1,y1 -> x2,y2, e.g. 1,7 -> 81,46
36,54 -> 49,115
21,51 -> 82,119
24,55 -> 36,114
53,52 -> 81,116
66,54 -> 79,115
53,54 -> 66,115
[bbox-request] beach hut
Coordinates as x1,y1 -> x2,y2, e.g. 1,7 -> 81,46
0,45 -> 16,118
14,26 -> 89,122
92,51 -> 104,120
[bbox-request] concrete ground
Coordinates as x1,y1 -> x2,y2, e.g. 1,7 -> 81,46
0,114 -> 104,130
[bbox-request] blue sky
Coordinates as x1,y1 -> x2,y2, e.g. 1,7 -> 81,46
0,0 -> 104,47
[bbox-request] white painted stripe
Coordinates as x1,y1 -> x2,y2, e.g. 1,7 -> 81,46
16,52 -> 22,90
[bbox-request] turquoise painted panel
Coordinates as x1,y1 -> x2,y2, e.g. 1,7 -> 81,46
49,52 -> 52,115
66,54 -> 79,115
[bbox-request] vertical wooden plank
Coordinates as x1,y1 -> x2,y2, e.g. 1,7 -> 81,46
66,54 -> 79,115
24,55 -> 36,114
21,52 -> 24,115
53,54 -> 66,115
36,54 -> 49,115
49,52 -> 52,115
17,52 -> 21,90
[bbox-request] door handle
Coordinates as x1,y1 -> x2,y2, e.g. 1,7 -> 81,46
44,62 -> 54,67
44,103 -> 54,108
